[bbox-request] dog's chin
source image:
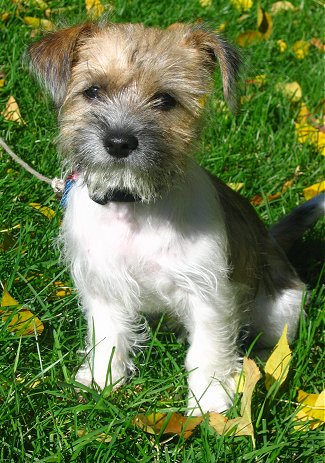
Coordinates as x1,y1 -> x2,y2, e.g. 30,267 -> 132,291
83,164 -> 181,204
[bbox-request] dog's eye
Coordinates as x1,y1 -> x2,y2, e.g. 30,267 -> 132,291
152,93 -> 177,111
83,86 -> 100,100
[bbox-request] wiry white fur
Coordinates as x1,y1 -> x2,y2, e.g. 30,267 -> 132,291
61,159 -> 303,414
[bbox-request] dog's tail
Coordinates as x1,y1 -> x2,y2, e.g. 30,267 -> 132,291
270,193 -> 324,252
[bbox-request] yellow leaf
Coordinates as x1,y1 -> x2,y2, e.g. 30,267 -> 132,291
292,40 -> 310,60
277,39 -> 288,53
228,183 -> 245,192
1,96 -> 25,125
276,81 -> 302,102
303,181 -> 325,200
257,5 -> 273,39
199,0 -> 212,6
2,308 -> 44,336
24,16 -> 54,31
53,281 -> 72,298
1,287 -> 19,307
0,78 -> 4,88
294,390 -> 325,430
270,1 -> 295,14
29,203 -> 56,219
216,23 -> 227,33
133,412 -> 203,439
246,74 -> 267,86
295,124 -> 325,155
236,31 -> 263,47
1,12 -> 10,22
230,0 -> 253,11
85,0 -> 105,18
296,102 -> 310,124
264,324 -> 291,391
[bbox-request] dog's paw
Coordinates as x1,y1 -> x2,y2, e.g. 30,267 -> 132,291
187,383 -> 233,416
75,363 -> 125,390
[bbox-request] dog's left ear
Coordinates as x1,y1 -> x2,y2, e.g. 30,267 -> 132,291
183,27 -> 241,111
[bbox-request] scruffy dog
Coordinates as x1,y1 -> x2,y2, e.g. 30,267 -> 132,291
28,22 -> 323,414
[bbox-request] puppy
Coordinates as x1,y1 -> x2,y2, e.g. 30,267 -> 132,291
28,21 -> 323,414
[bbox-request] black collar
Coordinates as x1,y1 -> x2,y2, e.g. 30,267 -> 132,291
90,188 -> 141,205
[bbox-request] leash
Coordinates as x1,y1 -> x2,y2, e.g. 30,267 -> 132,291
0,137 -> 65,195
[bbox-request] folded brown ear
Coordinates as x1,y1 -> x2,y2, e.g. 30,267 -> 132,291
183,27 -> 242,111
28,23 -> 97,107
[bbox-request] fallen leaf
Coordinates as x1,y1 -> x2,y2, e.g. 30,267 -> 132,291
236,31 -> 263,47
275,81 -> 302,102
277,39 -> 288,53
227,183 -> 245,192
0,233 -> 16,252
310,38 -> 325,52
1,287 -> 19,307
292,40 -> 310,60
53,281 -> 72,298
230,0 -> 253,11
29,203 -> 55,219
265,324 -> 291,391
295,123 -> 325,156
23,16 -> 55,31
199,0 -> 212,6
257,5 -> 273,39
1,12 -> 10,22
245,74 -> 267,86
209,358 -> 261,447
1,96 -> 25,125
1,287 -> 44,336
303,181 -> 325,200
270,1 -> 295,14
133,412 -> 203,439
250,192 -> 281,206
296,102 -> 311,124
294,390 -> 325,430
85,0 -> 105,18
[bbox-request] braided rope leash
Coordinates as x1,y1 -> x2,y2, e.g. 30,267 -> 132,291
0,137 -> 73,205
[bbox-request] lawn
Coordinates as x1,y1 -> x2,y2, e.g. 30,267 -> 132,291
0,0 -> 324,462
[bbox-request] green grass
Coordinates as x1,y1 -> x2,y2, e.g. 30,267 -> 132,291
0,0 -> 324,461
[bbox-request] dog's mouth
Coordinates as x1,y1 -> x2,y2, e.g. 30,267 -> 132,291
88,187 -> 141,205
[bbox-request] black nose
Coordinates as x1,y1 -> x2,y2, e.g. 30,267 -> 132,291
104,131 -> 138,158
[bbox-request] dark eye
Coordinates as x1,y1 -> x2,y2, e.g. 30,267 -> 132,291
152,92 -> 177,111
83,86 -> 100,100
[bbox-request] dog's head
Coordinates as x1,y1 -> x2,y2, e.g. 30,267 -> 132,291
28,22 -> 240,203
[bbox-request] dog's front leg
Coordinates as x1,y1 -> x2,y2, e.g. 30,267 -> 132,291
185,297 -> 240,415
75,294 -> 135,390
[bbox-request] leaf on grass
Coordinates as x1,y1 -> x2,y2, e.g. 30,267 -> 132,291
310,38 -> 325,52
236,31 -> 263,47
85,0 -> 105,18
264,324 -> 291,391
53,281 -> 72,298
230,0 -> 253,11
303,181 -> 325,200
29,203 -> 56,219
275,81 -> 302,102
294,390 -> 325,430
209,358 -> 261,447
133,412 -> 203,439
23,16 -> 55,31
2,96 -> 25,125
227,183 -> 245,192
245,74 -> 267,86
270,1 -> 295,14
257,5 -> 273,39
0,232 -> 16,252
250,192 -> 281,206
1,287 -> 44,336
277,39 -> 287,53
199,0 -> 212,7
292,40 -> 310,60
295,124 -> 325,156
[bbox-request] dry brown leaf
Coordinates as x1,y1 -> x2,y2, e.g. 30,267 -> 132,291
303,181 -> 325,200
133,412 -> 203,439
310,38 -> 325,52
265,324 -> 291,391
250,192 -> 281,206
294,390 -> 325,430
2,96 -> 25,125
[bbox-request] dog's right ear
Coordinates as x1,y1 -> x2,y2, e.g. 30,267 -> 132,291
28,23 -> 96,107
